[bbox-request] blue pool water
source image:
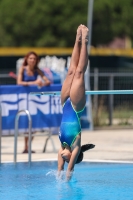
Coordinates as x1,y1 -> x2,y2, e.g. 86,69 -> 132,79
0,161 -> 133,200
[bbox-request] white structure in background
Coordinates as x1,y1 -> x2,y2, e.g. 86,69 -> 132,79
16,58 -> 24,75
38,56 -> 66,84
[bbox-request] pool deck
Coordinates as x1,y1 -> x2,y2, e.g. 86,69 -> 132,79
1,129 -> 133,163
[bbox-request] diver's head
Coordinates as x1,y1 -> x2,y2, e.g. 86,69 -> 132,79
61,143 -> 95,163
61,148 -> 72,163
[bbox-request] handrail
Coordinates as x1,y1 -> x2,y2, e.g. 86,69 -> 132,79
14,110 -> 32,164
0,104 -> 2,163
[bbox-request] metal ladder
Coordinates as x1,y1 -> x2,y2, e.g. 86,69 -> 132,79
0,108 -> 56,164
14,109 -> 32,164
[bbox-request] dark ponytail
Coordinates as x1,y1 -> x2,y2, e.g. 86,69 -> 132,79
76,144 -> 95,164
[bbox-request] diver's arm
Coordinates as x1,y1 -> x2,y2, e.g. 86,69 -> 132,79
58,146 -> 65,172
66,144 -> 81,181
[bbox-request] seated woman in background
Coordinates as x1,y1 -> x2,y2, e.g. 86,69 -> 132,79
17,51 -> 51,87
17,51 -> 51,153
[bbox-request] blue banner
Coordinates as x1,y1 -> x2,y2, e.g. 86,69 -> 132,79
0,85 -> 90,135
0,85 -> 62,135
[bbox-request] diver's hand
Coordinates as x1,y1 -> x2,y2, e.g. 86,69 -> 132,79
66,170 -> 73,181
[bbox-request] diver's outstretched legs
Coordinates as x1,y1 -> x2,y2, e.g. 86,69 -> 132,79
61,25 -> 82,105
70,25 -> 89,111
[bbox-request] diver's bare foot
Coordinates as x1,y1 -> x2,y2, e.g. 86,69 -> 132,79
81,25 -> 89,44
76,24 -> 82,43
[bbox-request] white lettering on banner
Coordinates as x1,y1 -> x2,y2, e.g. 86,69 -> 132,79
51,96 -> 62,114
0,93 -> 62,117
0,94 -> 18,116
28,95 -> 50,115
18,93 -> 28,115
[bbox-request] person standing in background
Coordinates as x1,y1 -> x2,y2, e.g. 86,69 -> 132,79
17,51 -> 51,153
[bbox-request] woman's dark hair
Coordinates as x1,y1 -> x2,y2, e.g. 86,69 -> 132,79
23,51 -> 40,67
76,144 -> 95,164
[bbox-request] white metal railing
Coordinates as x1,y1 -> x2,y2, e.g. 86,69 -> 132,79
14,110 -> 32,164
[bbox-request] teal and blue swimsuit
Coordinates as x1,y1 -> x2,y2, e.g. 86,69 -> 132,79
59,98 -> 84,147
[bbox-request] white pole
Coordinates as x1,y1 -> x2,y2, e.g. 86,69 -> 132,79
86,0 -> 94,130
87,0 -> 94,54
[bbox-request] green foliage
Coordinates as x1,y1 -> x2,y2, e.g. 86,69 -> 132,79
0,0 -> 133,47
92,0 -> 133,46
0,0 -> 88,47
